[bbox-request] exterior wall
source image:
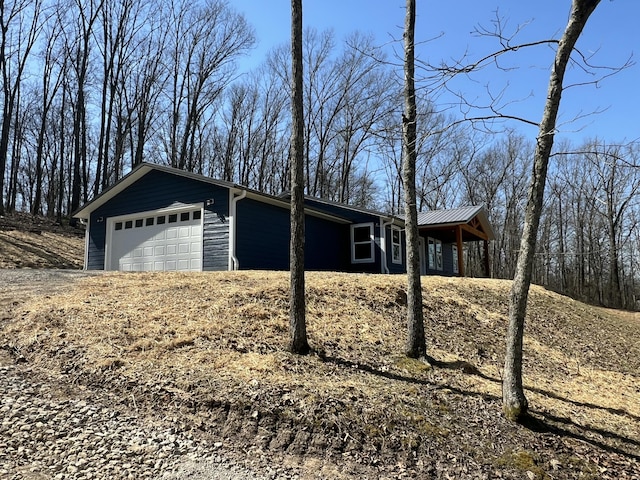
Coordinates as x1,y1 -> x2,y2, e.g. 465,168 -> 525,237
235,198 -> 347,271
86,169 -> 229,270
304,198 -> 384,273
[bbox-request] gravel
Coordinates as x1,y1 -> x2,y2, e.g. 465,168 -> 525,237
0,361 -> 302,480
0,269 -> 301,480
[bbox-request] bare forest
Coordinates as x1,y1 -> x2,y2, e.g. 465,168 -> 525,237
1,0 -> 638,309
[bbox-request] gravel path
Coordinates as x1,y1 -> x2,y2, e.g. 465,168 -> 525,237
0,270 -> 301,480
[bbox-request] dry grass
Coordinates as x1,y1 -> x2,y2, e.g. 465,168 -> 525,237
0,230 -> 83,268
3,271 -> 640,478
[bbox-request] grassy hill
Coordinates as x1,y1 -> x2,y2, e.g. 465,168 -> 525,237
0,213 -> 84,268
2,270 -> 638,479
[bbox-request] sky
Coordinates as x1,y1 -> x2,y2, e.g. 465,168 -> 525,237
232,0 -> 639,145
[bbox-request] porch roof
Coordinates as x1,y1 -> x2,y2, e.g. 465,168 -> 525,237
416,205 -> 495,243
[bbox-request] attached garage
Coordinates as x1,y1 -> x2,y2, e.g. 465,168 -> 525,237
105,207 -> 203,271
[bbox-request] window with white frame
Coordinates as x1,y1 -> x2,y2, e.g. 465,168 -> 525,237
351,223 -> 375,263
391,227 -> 402,264
428,237 -> 443,271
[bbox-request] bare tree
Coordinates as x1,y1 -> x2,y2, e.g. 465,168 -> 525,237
503,0 -> 601,421
402,0 -> 426,360
289,0 -> 309,355
0,0 -> 44,214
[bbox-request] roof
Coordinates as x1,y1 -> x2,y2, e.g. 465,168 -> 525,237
416,205 -> 495,241
72,162 -> 349,224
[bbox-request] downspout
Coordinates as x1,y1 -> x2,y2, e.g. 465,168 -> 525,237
229,189 -> 247,270
81,218 -> 89,271
380,216 -> 394,274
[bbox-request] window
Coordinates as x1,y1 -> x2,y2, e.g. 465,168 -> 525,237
157,216 -> 166,225
452,245 -> 459,274
180,212 -> 190,222
193,210 -> 202,220
115,222 -> 123,231
350,223 -> 375,263
428,237 -> 443,271
124,220 -> 133,229
168,214 -> 178,223
146,217 -> 154,226
391,227 -> 402,264
135,219 -> 143,228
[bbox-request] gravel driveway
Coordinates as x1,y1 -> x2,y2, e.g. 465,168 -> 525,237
0,270 -> 300,480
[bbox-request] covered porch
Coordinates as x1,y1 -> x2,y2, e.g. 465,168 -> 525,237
416,205 -> 495,277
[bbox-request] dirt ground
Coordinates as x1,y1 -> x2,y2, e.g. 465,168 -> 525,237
0,214 -> 638,479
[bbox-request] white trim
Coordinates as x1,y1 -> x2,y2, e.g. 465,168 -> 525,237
452,244 -> 459,274
104,203 -> 203,271
350,222 -> 375,264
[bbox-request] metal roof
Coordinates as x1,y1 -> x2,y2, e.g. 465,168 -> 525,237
416,205 -> 495,240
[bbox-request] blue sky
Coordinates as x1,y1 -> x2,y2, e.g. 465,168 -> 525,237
232,0 -> 639,145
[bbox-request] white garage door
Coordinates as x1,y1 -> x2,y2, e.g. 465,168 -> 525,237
108,208 -> 203,271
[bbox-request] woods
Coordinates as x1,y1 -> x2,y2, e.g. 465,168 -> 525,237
0,0 -> 637,309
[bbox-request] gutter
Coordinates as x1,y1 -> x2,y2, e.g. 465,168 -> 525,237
380,216 -> 394,274
229,189 -> 247,270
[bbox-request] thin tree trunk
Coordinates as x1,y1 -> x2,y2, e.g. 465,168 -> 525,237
289,0 -> 309,355
402,0 -> 426,359
503,0 -> 601,421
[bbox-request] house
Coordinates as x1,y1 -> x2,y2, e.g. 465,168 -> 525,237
73,162 -> 494,276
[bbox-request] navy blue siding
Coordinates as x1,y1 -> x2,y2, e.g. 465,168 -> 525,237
235,198 -> 348,271
236,199 -> 289,270
87,170 -> 229,270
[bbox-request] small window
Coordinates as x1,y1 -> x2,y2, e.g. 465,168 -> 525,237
168,214 -> 178,223
391,227 -> 402,264
125,220 -> 133,229
193,210 -> 202,220
146,217 -> 154,226
135,219 -> 143,228
157,216 -> 166,225
115,222 -> 123,231
435,240 -> 443,270
180,212 -> 190,222
350,223 -> 374,264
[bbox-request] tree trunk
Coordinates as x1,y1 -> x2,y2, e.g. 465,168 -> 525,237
289,0 -> 309,355
503,0 -> 601,421
402,0 -> 426,359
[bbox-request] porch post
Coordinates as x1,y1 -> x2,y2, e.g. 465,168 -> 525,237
456,225 -> 465,277
483,240 -> 490,277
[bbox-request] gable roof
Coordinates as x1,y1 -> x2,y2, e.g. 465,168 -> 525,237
73,162 -> 349,224
417,205 -> 495,241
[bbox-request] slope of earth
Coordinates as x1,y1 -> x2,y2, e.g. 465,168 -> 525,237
1,271 -> 638,479
0,213 -> 84,268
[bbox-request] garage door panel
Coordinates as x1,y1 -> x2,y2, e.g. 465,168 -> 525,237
109,208 -> 203,272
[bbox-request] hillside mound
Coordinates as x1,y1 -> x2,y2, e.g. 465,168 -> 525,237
0,213 -> 84,268
2,271 -> 638,479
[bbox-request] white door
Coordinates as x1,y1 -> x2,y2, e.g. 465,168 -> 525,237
108,208 -> 203,271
